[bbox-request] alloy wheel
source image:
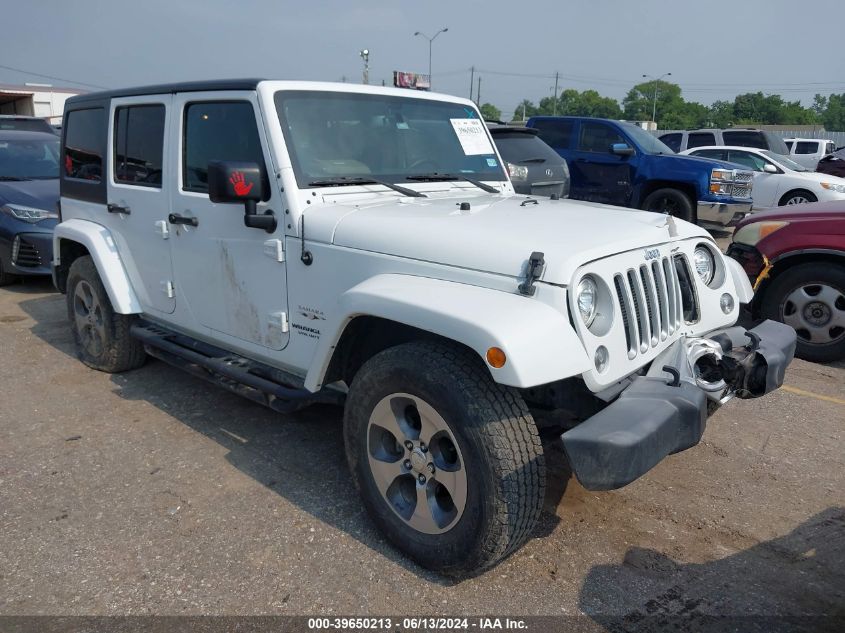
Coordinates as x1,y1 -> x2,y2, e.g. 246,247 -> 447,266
782,283 -> 845,346
366,392 -> 468,534
73,280 -> 107,357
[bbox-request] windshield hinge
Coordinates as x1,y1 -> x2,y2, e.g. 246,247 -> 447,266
518,251 -> 545,297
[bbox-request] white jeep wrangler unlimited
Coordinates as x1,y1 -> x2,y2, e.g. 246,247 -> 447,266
53,80 -> 796,575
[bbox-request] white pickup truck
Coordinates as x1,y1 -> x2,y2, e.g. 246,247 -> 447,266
52,80 -> 796,575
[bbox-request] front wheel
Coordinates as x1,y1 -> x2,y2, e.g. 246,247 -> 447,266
760,263 -> 845,362
66,256 -> 146,372
779,189 -> 817,206
641,188 -> 694,223
344,341 -> 545,576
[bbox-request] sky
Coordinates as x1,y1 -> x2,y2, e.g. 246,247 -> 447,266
3,0 -> 845,119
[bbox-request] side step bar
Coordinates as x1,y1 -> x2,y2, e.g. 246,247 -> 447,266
130,321 -> 343,413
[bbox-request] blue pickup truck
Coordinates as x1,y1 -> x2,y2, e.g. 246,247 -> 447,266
526,116 -> 754,226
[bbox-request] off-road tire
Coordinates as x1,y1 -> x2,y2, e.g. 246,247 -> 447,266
760,262 -> 845,363
778,189 -> 817,206
344,341 -> 545,576
66,256 -> 146,372
641,188 -> 695,223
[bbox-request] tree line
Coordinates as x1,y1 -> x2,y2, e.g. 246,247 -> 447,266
484,80 -> 845,131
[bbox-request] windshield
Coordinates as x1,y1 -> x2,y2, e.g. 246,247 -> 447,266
763,150 -> 808,172
0,137 -> 60,179
620,123 -> 675,154
274,91 -> 506,188
492,133 -> 564,165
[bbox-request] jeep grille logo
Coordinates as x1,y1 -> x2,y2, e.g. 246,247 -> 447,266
644,248 -> 660,261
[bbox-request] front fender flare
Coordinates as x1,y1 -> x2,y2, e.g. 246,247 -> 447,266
304,274 -> 592,392
53,219 -> 141,314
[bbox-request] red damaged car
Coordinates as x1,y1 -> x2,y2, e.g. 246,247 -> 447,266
727,201 -> 845,362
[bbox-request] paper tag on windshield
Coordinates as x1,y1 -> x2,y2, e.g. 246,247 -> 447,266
450,118 -> 495,155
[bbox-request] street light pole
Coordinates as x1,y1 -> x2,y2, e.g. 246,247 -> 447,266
414,27 -> 448,89
360,49 -> 370,85
642,72 -> 671,126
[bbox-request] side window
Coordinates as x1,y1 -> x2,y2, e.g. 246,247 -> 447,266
692,149 -> 726,161
784,141 -> 795,151
183,101 -> 267,197
687,132 -> 715,149
825,141 -> 835,155
64,108 -> 105,181
795,141 -> 818,155
660,133 -> 682,152
723,131 -> 766,149
727,150 -> 766,171
531,120 -> 573,150
114,105 -> 165,187
578,122 -> 626,153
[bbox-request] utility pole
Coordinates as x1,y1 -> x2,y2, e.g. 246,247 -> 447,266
476,76 -> 481,107
553,71 -> 559,116
642,72 -> 671,126
469,66 -> 475,101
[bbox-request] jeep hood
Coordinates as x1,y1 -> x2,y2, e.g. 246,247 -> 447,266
307,193 -> 709,285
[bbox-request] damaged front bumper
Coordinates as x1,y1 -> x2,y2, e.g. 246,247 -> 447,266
561,320 -> 796,491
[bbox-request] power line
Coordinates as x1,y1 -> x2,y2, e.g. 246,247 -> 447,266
0,63 -> 108,90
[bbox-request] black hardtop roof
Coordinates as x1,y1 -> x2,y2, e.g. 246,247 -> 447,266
66,79 -> 264,106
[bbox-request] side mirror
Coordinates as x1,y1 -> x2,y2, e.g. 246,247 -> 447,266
611,143 -> 635,156
208,161 -> 276,233
762,163 -> 778,174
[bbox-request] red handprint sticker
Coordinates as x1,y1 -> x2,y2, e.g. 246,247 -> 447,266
230,171 -> 254,197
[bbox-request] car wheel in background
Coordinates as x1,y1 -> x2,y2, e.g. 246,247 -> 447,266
641,188 -> 694,223
66,256 -> 146,372
779,190 -> 817,206
760,262 -> 845,363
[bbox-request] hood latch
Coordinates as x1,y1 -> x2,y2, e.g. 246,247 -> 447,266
518,251 -> 545,297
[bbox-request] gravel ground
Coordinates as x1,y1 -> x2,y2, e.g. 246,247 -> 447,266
1,275 -> 843,626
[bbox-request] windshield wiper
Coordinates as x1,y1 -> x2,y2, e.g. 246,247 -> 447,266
0,176 -> 30,181
406,173 -> 499,194
307,176 -> 426,198
517,157 -> 547,164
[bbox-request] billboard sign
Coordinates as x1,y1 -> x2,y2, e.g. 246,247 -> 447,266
393,71 -> 431,91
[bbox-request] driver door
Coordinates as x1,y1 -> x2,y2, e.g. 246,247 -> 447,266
168,92 -> 289,352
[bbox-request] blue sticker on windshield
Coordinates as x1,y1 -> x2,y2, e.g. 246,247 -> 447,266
463,108 -> 476,118
486,158 -> 497,167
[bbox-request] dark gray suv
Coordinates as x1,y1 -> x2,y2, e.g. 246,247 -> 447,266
488,125 -> 570,198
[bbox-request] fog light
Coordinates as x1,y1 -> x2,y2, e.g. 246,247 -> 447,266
720,293 -> 734,314
594,345 -> 609,373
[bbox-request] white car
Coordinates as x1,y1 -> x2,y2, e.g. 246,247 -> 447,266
682,145 -> 845,208
51,80 -> 795,575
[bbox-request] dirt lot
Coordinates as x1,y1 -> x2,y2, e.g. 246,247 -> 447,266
1,276 -> 843,626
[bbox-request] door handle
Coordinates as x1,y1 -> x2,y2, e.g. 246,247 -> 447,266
107,203 -> 131,214
168,213 -> 199,227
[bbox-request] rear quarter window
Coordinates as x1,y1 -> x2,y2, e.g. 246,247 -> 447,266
659,133 -> 682,152
530,120 -> 574,150
722,130 -> 767,149
62,105 -> 108,204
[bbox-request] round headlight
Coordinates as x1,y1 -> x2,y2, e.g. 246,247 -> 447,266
693,246 -> 715,285
577,276 -> 598,326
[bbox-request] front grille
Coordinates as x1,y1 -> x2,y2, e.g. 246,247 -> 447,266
613,255 -> 687,359
11,236 -> 41,267
733,171 -> 753,183
731,184 -> 751,198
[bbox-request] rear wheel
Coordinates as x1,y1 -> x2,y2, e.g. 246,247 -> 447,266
779,189 -> 817,206
344,341 -> 545,576
760,262 -> 845,363
641,188 -> 694,223
66,256 -> 146,372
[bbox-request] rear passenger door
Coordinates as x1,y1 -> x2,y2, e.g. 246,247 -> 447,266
106,96 -> 175,314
